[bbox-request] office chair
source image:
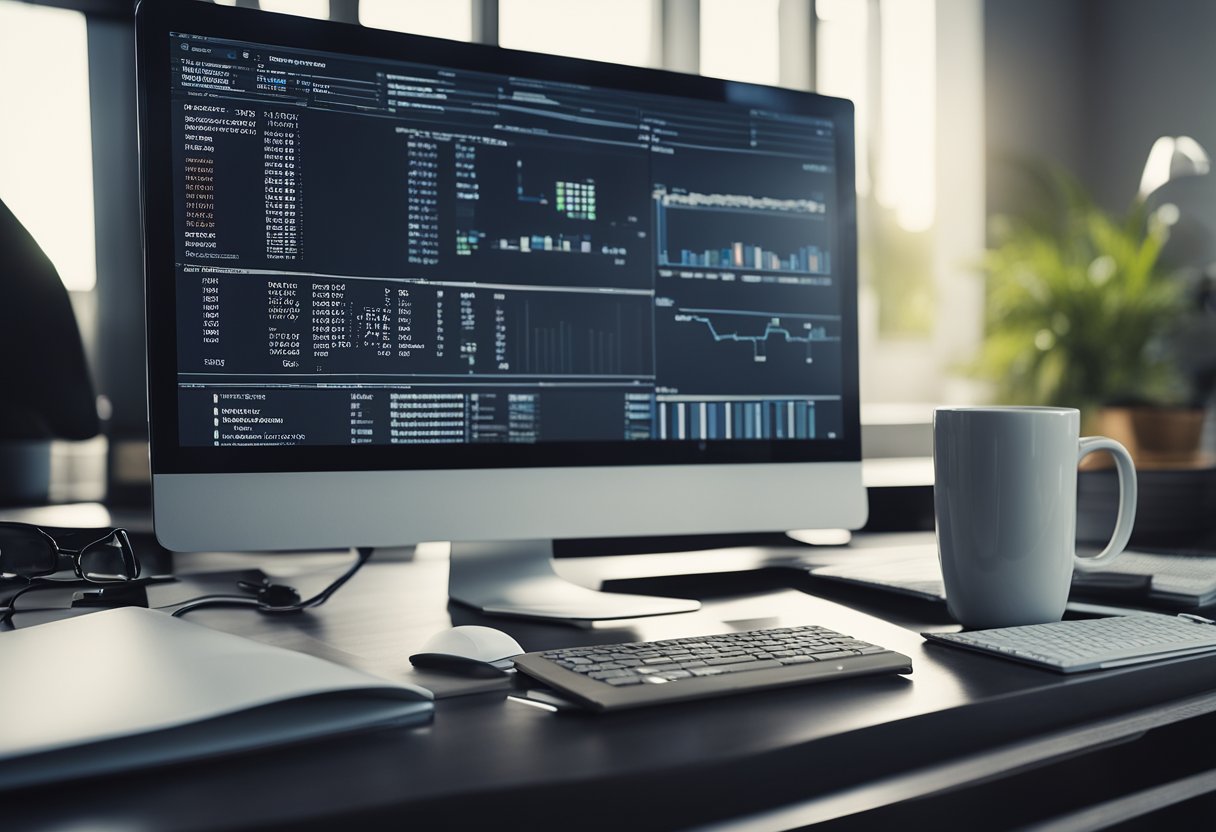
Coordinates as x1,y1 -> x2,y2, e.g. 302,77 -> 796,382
0,196 -> 98,502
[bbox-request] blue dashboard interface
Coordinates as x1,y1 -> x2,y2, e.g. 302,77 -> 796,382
170,33 -> 845,447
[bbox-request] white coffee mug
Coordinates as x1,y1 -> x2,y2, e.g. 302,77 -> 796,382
933,406 -> 1137,629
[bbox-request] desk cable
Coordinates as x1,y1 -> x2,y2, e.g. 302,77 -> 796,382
166,547 -> 375,617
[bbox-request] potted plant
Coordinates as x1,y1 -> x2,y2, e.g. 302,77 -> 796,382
977,170 -> 1204,466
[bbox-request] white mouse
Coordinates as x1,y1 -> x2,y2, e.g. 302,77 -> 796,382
409,625 -> 525,677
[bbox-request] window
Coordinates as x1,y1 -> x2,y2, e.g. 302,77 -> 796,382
876,0 -> 935,235
0,0 -> 95,292
360,0 -> 472,40
499,0 -> 659,68
815,0 -> 870,194
817,0 -> 985,404
698,0 -> 780,85
817,0 -> 937,340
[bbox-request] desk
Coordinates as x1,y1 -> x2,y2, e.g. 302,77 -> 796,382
7,540 -> 1216,831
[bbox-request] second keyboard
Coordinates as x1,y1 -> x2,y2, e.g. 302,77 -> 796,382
512,624 -> 913,711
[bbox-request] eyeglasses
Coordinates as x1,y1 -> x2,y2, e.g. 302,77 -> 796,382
0,524 -> 140,583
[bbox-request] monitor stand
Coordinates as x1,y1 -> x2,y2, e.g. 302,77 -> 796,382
448,539 -> 701,622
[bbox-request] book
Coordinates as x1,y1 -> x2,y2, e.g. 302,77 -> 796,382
0,607 -> 433,790
1073,550 -> 1216,606
809,544 -> 947,602
809,543 -> 1216,609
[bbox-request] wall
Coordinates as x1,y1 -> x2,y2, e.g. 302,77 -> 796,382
986,0 -> 1216,217
1086,0 -> 1216,212
984,0 -> 1092,221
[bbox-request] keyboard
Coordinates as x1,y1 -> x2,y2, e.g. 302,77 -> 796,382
923,613 -> 1216,673
511,624 -> 912,711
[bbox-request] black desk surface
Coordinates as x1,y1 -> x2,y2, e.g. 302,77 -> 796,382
6,537 -> 1216,831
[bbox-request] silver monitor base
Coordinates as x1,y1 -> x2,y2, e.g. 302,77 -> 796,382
448,539 -> 701,622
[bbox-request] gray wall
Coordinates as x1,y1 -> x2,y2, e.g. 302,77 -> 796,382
1086,0 -> 1216,211
985,0 -> 1216,218
984,0 -> 1092,220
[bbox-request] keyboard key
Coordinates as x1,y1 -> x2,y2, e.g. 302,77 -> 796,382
706,655 -> 755,666
589,670 -> 628,680
636,664 -> 680,675
712,659 -> 784,674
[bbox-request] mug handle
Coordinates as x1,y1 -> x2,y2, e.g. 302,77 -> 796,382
1074,436 -> 1138,570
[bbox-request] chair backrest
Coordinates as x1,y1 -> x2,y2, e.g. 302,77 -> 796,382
0,197 -> 99,441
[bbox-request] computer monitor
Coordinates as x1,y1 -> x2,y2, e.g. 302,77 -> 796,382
135,1 -> 864,621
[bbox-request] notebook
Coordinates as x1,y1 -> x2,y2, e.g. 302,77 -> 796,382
0,607 -> 433,790
809,544 -> 946,602
1073,550 -> 1216,606
809,545 -> 1216,608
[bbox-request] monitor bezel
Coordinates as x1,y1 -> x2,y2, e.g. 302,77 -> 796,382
136,0 -> 861,475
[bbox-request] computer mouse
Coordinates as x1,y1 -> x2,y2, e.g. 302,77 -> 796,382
409,625 -> 525,677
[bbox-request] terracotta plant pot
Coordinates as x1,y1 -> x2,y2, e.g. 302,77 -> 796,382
1085,406 -> 1206,469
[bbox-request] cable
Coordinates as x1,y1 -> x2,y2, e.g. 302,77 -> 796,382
1,574 -> 173,625
169,546 -> 375,618
0,582 -> 41,624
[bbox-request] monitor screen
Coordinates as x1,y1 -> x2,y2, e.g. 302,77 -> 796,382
138,2 -> 865,560
141,3 -> 858,475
